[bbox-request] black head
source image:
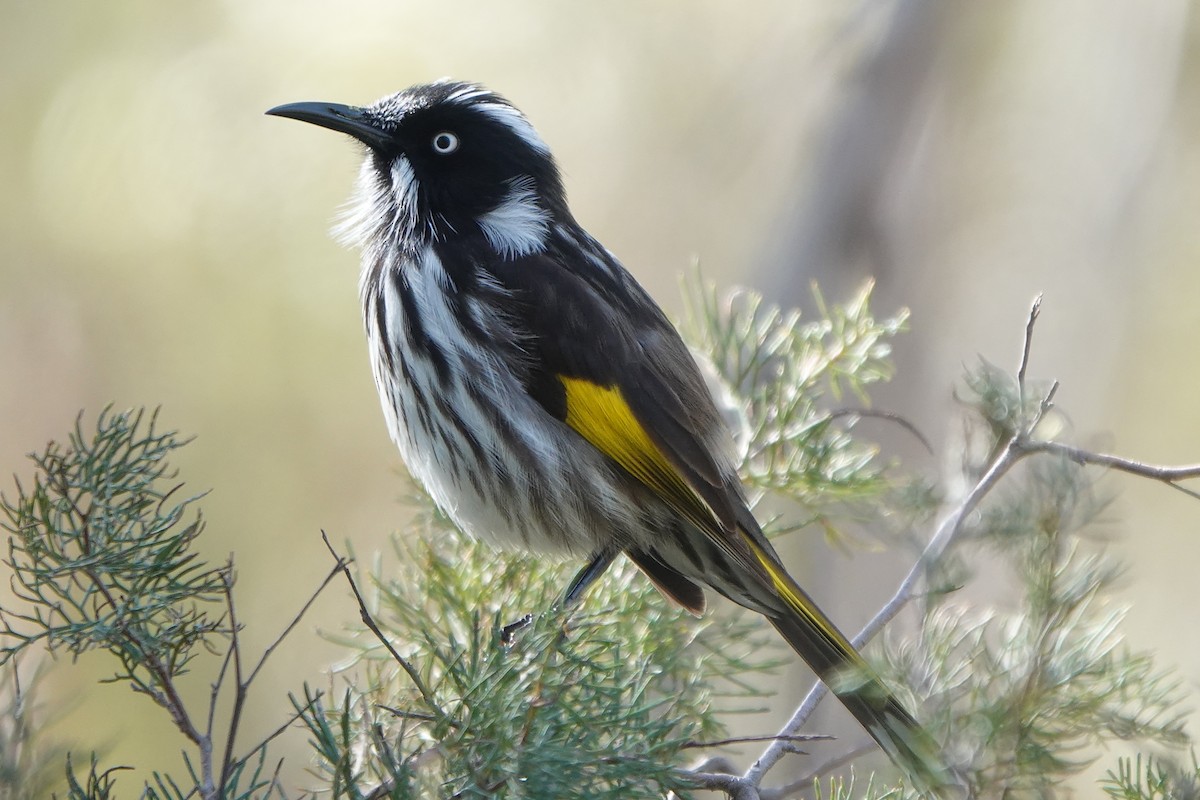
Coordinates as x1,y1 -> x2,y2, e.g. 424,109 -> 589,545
268,81 -> 567,257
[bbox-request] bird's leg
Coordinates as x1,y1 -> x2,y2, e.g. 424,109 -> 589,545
500,549 -> 618,644
499,614 -> 533,644
562,548 -> 619,608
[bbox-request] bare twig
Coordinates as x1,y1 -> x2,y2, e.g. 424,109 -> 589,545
208,615 -> 236,741
826,407 -> 934,454
377,704 -> 447,726
683,733 -> 830,751
266,758 -> 286,797
239,690 -> 324,772
742,681 -> 829,786
205,553 -> 341,795
84,557 -> 208,753
248,558 -> 345,686
217,563 -> 244,796
320,531 -> 447,722
1017,294 -> 1042,395
1026,440 -> 1200,494
1016,295 -> 1060,439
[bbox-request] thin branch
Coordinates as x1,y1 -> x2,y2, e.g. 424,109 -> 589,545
217,563 -> 245,796
683,733 -> 831,751
85,563 -> 207,749
320,531 -> 447,723
376,704 -> 451,726
247,557 -> 344,686
1017,294 -> 1043,395
207,620 -> 236,742
237,690 -> 324,774
265,758 -> 287,799
1027,440 -> 1200,484
1036,382 -> 1060,425
874,433 -> 1027,638
826,407 -> 934,454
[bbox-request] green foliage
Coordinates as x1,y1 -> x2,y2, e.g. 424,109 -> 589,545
303,522 -> 779,799
63,754 -> 126,800
683,277 -> 905,505
139,747 -> 285,800
0,284 -> 1195,799
0,408 -> 227,684
1102,752 -> 1200,799
812,770 -> 905,800
0,410 -> 290,799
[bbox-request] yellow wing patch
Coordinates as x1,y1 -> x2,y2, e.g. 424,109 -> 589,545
559,376 -> 715,531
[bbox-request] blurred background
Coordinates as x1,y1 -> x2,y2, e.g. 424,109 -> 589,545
3,0 -> 1199,792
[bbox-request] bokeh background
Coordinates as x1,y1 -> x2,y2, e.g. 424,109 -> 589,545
3,0 -> 1199,792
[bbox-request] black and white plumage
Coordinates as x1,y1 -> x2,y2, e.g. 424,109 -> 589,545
267,80 -> 954,791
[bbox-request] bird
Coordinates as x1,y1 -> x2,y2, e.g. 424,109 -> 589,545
266,80 -> 952,792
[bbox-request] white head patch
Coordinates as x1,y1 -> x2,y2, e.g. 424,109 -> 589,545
474,102 -> 550,154
478,176 -> 549,259
443,82 -> 549,154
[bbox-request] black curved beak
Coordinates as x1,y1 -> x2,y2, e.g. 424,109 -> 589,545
265,101 -> 391,150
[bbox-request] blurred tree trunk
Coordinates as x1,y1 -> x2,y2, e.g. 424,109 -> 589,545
757,0 -> 953,306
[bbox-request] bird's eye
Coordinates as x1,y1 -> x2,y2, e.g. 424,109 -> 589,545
431,131 -> 459,155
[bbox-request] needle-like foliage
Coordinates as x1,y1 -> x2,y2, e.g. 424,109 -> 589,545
0,283 -> 1197,799
302,513 -> 782,799
683,277 -> 905,506
0,410 -> 303,799
1102,752 -> 1200,799
0,409 -> 226,684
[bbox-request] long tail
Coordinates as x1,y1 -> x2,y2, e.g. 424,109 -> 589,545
745,537 -> 959,796
768,612 -> 954,794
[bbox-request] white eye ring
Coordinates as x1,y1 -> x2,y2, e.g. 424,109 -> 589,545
431,131 -> 459,154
